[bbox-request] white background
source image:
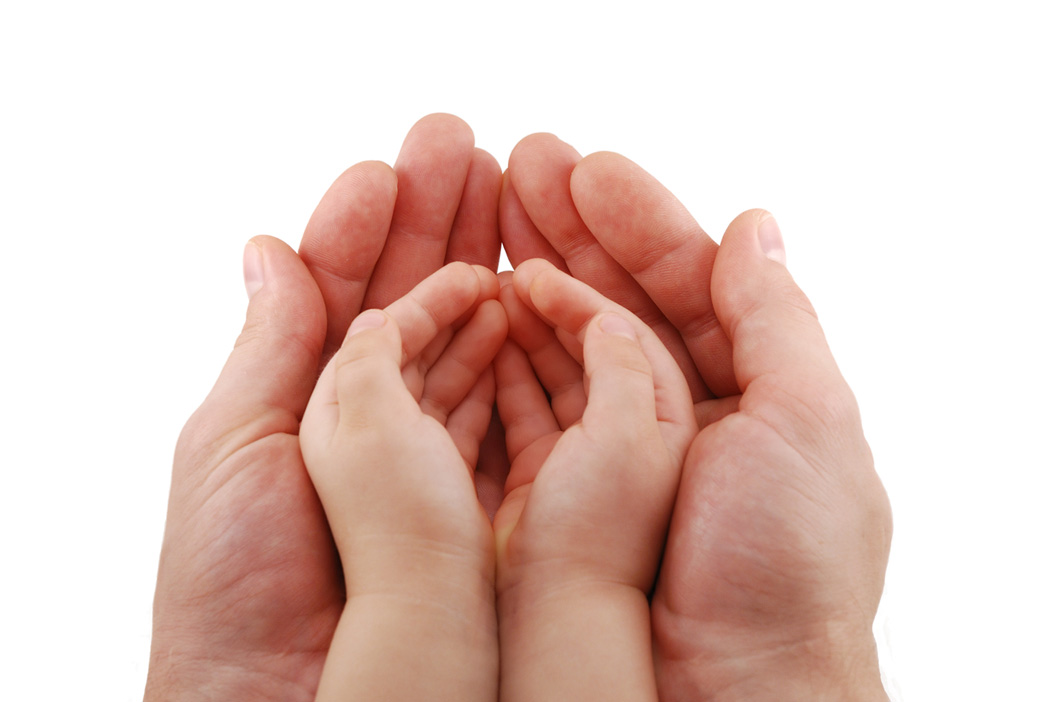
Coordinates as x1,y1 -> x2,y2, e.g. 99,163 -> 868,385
2,1 -> 1046,699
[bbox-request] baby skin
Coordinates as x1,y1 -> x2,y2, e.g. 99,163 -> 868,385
494,259 -> 697,701
299,262 -> 507,701
300,259 -> 697,701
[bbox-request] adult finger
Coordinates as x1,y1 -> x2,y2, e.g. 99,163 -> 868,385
499,172 -> 567,271
711,210 -> 859,452
570,151 -> 736,397
507,134 -> 707,401
445,148 -> 502,270
363,113 -> 476,308
298,161 -> 398,364
185,236 -> 326,463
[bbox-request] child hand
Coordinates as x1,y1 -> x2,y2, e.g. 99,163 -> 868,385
493,258 -> 697,701
300,261 -> 506,701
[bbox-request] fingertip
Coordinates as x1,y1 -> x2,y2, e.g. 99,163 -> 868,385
336,308 -> 402,378
570,150 -> 631,185
714,209 -> 837,392
508,132 -> 561,163
471,147 -> 501,173
346,308 -> 388,339
343,159 -> 398,189
511,258 -> 556,296
724,208 -> 783,263
241,237 -> 326,343
756,212 -> 787,265
443,260 -> 483,295
470,264 -> 500,300
508,259 -> 561,326
203,235 -> 326,433
507,132 -> 582,194
316,161 -> 399,224
478,297 -> 509,342
243,238 -> 265,299
403,113 -> 475,154
595,312 -> 638,341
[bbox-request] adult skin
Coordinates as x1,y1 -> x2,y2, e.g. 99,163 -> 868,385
501,135 -> 893,701
144,114 -> 503,701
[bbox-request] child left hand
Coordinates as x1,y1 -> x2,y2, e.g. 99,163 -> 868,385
299,261 -> 506,701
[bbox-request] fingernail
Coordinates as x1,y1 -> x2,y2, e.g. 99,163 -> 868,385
347,309 -> 387,337
243,241 -> 265,299
599,313 -> 637,340
758,215 -> 787,265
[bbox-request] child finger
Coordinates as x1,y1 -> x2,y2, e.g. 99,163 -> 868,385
580,313 -> 658,442
415,264 -> 502,374
445,367 -> 497,471
494,340 -> 560,464
384,262 -> 491,364
500,278 -> 586,429
516,259 -> 697,464
420,299 -> 508,424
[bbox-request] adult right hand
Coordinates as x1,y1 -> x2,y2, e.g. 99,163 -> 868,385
500,135 -> 893,701
145,114 -> 502,701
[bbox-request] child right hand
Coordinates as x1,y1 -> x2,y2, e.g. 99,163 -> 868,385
493,259 -> 698,701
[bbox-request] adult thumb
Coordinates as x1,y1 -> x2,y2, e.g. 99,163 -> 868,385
190,236 -> 327,446
711,211 -> 858,442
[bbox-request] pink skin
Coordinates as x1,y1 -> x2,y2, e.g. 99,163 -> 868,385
492,261 -> 697,701
301,263 -> 506,702
149,114 -> 890,701
501,135 -> 892,701
145,114 -> 504,701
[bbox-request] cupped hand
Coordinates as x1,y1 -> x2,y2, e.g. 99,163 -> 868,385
492,261 -> 696,702
146,114 -> 502,701
300,263 -> 505,702
492,259 -> 696,592
301,262 -> 505,582
501,136 -> 892,701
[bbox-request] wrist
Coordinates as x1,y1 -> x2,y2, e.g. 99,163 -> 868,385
499,580 -> 658,701
344,532 -> 495,604
323,586 -> 499,701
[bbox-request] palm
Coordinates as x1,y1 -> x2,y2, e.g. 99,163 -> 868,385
500,136 -> 891,698
656,392 -> 849,644
155,434 -> 341,699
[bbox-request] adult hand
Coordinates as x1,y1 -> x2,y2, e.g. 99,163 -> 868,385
145,114 -> 502,701
501,135 -> 892,701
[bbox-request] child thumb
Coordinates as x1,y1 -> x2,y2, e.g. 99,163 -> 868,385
333,309 -> 414,430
